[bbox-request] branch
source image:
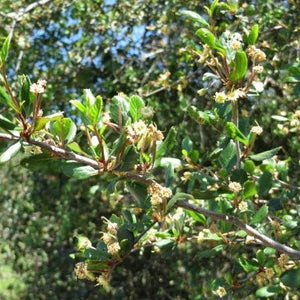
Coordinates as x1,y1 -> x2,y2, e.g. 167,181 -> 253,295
1,0 -> 53,21
0,132 -> 152,184
176,200 -> 300,259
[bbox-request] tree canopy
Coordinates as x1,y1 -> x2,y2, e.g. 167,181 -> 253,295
0,0 -> 299,299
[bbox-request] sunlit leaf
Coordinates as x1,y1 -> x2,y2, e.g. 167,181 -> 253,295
225,122 -> 249,145
181,10 -> 209,27
0,142 -> 21,164
34,112 -> 64,131
229,51 -> 248,82
129,95 -> 144,121
247,24 -> 259,45
51,117 -> 77,144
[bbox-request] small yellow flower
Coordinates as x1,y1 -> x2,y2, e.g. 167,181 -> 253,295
148,124 -> 164,141
214,91 -> 227,103
213,286 -> 227,298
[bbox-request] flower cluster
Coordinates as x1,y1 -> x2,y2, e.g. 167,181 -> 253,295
228,181 -> 242,193
126,121 -> 164,144
256,268 -> 275,286
74,262 -> 95,281
251,125 -> 263,135
247,45 -> 266,62
147,182 -> 172,207
30,79 -> 47,94
214,89 -> 245,103
101,217 -> 120,255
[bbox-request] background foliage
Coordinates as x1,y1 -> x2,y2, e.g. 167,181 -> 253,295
0,0 -> 299,299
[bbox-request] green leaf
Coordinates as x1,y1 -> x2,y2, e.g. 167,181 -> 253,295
181,10 -> 210,28
0,114 -> 16,131
218,139 -> 236,171
84,248 -> 111,261
196,28 -> 216,48
258,171 -> 273,196
196,244 -> 224,259
225,122 -> 249,145
19,75 -> 33,116
166,193 -> 194,213
210,0 -> 219,15
90,95 -> 103,125
280,268 -> 300,288
129,95 -> 144,122
34,112 -> 64,131
256,285 -> 282,298
247,24 -> 259,45
187,210 -> 206,224
61,162 -> 98,179
0,142 -> 21,164
250,147 -> 281,161
51,118 -> 77,144
242,181 -> 257,199
181,136 -> 193,155
238,257 -> 259,273
0,86 -> 19,112
156,126 -> 176,159
196,28 -> 226,56
229,51 -> 248,82
70,99 -> 86,114
250,204 -> 268,225
117,224 -> 134,256
110,95 -> 129,125
126,181 -> 150,210
243,159 -> 256,174
256,249 -> 266,266
0,35 -> 12,65
67,142 -> 85,154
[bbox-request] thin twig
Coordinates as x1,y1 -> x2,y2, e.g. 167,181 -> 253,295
176,200 -> 300,259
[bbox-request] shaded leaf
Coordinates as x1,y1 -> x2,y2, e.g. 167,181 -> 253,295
280,268 -> 300,288
156,126 -> 176,159
61,162 -> 98,179
0,114 -> 16,131
250,147 -> 281,161
258,171 -> 273,196
166,193 -> 194,213
84,248 -> 111,261
238,257 -> 259,273
256,286 -> 282,298
196,244 -> 224,259
250,204 -> 268,225
218,139 -> 236,171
